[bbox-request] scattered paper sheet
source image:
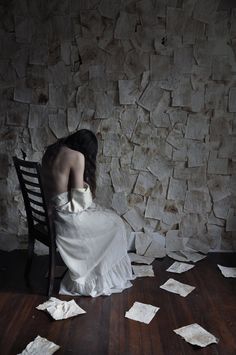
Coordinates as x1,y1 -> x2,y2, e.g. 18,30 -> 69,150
167,250 -> 206,263
181,251 -> 206,263
174,323 -> 219,347
128,252 -> 155,265
217,265 -> 236,278
125,301 -> 159,324
18,335 -> 60,354
160,278 -> 195,297
36,297 -> 86,320
166,262 -> 195,274
132,265 -> 154,277
167,251 -> 189,262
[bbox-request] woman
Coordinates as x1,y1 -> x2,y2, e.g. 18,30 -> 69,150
42,129 -> 134,297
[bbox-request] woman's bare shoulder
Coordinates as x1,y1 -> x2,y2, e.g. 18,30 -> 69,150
60,146 -> 85,164
60,146 -> 84,160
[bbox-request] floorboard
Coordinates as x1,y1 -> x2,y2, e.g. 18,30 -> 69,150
0,251 -> 235,355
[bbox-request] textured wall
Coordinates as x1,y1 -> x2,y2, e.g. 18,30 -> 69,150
0,0 -> 235,252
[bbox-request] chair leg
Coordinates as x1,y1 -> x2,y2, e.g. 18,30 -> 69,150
24,236 -> 35,289
47,242 -> 56,297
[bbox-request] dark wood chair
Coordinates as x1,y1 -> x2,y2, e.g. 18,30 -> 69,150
13,156 -> 56,296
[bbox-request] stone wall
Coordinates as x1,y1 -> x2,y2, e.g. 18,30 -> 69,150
0,0 -> 235,252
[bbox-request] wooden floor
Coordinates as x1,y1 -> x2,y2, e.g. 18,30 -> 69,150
0,251 -> 235,355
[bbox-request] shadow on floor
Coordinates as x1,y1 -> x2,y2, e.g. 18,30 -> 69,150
0,250 -> 61,295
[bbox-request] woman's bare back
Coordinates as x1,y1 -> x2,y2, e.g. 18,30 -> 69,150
42,143 -> 85,202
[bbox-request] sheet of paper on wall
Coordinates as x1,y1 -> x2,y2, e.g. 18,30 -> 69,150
128,252 -> 155,265
36,297 -> 86,320
17,335 -> 60,355
125,301 -> 160,324
185,238 -> 210,254
166,262 -> 195,274
144,233 -> 166,258
160,278 -> 195,297
174,323 -> 219,347
217,265 -> 236,278
135,232 -> 152,255
132,265 -> 155,277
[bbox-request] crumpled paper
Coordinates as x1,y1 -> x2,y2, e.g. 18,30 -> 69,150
132,265 -> 154,277
36,297 -> 86,320
128,252 -> 155,265
160,278 -> 195,297
18,335 -> 60,354
174,323 -> 219,347
217,264 -> 236,278
166,262 -> 195,274
125,301 -> 159,324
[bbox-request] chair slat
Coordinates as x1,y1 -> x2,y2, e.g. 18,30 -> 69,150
31,206 -> 46,217
15,159 -> 39,169
29,197 -> 44,207
32,215 -> 47,225
26,188 -> 42,198
23,179 -> 40,188
20,169 -> 38,178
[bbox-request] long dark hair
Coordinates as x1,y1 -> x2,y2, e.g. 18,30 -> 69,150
64,129 -> 98,198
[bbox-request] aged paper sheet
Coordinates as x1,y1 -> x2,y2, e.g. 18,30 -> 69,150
36,297 -> 86,320
132,265 -> 155,277
160,278 -> 195,297
125,301 -> 159,324
174,323 -> 219,347
217,265 -> 236,278
18,335 -> 60,354
166,262 -> 195,274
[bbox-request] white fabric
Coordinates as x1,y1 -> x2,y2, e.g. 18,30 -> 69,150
50,184 -> 134,297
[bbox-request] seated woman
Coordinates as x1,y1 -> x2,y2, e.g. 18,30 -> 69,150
41,129 -> 134,297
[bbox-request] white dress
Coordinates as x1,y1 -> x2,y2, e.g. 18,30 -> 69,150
50,184 -> 134,297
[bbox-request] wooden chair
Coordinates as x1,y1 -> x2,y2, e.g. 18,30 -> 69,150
13,156 -> 56,296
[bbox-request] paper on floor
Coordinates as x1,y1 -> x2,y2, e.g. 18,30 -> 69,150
167,251 -> 189,262
160,278 -> 195,297
18,335 -> 60,354
166,262 -> 195,274
128,252 -> 155,265
132,265 -> 154,277
174,323 -> 219,347
36,297 -> 86,320
217,265 -> 236,278
125,301 -> 159,324
167,250 -> 206,263
181,251 -> 206,263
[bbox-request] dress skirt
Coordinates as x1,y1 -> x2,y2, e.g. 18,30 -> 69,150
50,184 -> 134,297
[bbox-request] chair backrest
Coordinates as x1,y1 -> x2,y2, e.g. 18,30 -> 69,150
13,156 -> 52,245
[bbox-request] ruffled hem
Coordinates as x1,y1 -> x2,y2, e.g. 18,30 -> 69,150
59,254 -> 135,297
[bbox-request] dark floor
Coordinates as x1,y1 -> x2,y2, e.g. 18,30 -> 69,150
0,251 -> 235,355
